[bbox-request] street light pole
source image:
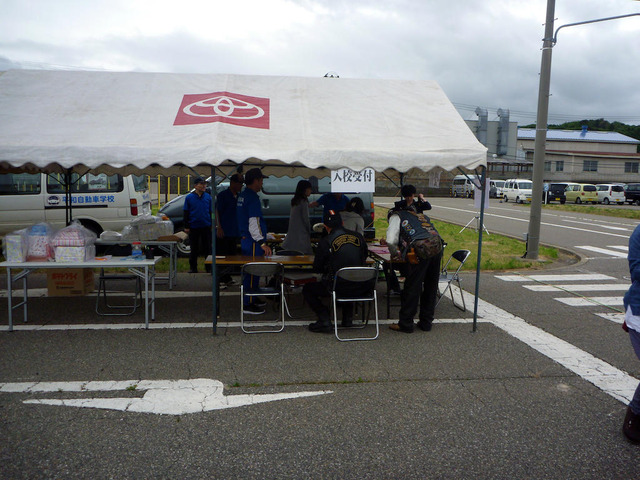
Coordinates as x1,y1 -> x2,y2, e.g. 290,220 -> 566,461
525,5 -> 640,259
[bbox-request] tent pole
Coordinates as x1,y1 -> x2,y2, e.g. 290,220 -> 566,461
65,168 -> 73,225
472,165 -> 487,332
211,166 -> 218,335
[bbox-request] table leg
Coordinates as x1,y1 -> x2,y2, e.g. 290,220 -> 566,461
7,268 -> 13,332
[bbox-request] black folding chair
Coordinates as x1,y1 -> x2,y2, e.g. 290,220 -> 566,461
436,249 -> 471,311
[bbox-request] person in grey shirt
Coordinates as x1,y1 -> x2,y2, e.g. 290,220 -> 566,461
282,180 -> 313,254
340,197 -> 365,235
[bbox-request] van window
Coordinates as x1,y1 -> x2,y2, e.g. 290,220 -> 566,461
517,181 -> 532,189
0,173 -> 41,195
453,178 -> 466,186
596,185 -> 607,191
611,185 -> 624,193
46,173 -> 124,194
583,185 -> 596,192
261,175 -> 330,194
132,174 -> 148,192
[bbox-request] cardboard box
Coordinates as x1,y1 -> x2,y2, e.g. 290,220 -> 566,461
47,268 -> 95,296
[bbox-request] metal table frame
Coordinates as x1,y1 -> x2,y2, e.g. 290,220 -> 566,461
1,257 -> 159,331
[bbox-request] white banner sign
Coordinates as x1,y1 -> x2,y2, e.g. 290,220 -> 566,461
331,168 -> 375,192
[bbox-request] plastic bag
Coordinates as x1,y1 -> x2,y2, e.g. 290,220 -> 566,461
51,221 -> 97,247
26,222 -> 55,261
121,224 -> 139,241
3,228 -> 29,262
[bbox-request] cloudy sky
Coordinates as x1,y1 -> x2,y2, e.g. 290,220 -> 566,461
1,0 -> 639,125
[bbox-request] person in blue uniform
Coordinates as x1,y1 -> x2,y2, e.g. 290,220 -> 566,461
622,223 -> 640,443
183,177 -> 212,274
310,192 -> 349,216
236,168 -> 272,315
216,173 -> 243,284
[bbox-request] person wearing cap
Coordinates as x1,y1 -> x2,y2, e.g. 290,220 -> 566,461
216,173 -> 244,285
302,210 -> 368,333
309,192 -> 350,216
237,168 -> 272,315
394,184 -> 431,214
183,176 -> 212,274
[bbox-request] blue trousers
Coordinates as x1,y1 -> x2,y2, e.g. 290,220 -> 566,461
241,237 -> 264,306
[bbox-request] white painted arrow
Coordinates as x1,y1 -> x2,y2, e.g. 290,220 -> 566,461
0,379 -> 331,415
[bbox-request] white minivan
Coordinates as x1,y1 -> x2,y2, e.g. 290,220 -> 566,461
0,172 -> 151,236
595,184 -> 625,205
502,178 -> 533,204
451,174 -> 481,198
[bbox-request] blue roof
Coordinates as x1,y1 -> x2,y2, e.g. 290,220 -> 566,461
517,128 -> 639,144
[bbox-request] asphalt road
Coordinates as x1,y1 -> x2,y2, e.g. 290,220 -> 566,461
1,199 -> 639,478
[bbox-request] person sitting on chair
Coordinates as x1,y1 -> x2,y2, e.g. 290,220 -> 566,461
303,210 -> 368,333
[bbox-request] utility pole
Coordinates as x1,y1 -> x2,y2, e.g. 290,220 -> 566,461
525,0 -> 555,259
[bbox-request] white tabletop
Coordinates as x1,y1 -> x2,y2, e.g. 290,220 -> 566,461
0,256 -> 161,269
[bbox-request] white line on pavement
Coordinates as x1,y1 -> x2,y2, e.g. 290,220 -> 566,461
595,312 -> 625,324
497,274 -> 617,282
523,283 -> 629,292
576,246 -> 628,258
554,296 -> 623,307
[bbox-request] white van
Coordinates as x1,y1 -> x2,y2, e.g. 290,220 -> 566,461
595,184 -> 625,205
502,178 -> 533,204
451,174 -> 481,198
0,172 -> 151,236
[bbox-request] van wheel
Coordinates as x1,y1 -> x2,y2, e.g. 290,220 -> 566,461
576,198 -> 582,204
603,198 -> 610,205
560,200 -> 565,204
177,241 -> 191,257
635,199 -> 640,206
516,196 -> 521,204
453,191 -> 458,198
503,196 -> 508,203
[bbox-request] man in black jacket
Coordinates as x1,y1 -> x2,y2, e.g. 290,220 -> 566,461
394,184 -> 431,213
303,210 -> 369,333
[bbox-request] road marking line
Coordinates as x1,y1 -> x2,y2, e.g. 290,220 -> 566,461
469,291 -> 637,405
523,284 -> 629,292
497,274 -> 616,282
609,245 -> 629,251
554,296 -> 623,307
0,289 -> 239,298
576,246 -> 628,258
562,219 -> 630,231
595,312 -> 625,324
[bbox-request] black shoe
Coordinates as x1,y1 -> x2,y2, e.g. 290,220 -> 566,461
253,298 -> 267,307
389,289 -> 402,296
308,321 -> 332,333
623,406 -> 640,443
389,323 -> 413,333
243,304 -> 265,315
417,321 -> 433,332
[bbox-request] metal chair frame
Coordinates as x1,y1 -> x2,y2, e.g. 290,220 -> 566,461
436,249 -> 471,312
95,268 -> 143,316
331,267 -> 379,341
240,262 -> 287,333
277,249 -> 318,319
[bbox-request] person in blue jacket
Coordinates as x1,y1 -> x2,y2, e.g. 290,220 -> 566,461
622,223 -> 640,443
183,177 -> 212,274
216,173 -> 243,285
237,168 -> 272,315
310,192 -> 349,216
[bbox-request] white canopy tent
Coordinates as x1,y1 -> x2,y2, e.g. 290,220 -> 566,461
0,69 -> 488,331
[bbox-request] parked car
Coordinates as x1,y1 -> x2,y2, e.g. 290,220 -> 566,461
489,180 -> 505,199
595,184 -> 625,205
451,174 -> 480,198
0,172 -> 150,236
544,182 -> 569,204
502,178 -> 533,204
564,183 -> 597,204
159,175 -> 375,256
624,183 -> 640,205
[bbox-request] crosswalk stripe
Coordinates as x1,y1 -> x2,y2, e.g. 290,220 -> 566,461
554,296 -> 623,307
523,283 -> 629,292
595,312 -> 625,324
496,273 -> 616,282
609,245 -> 628,251
575,245 -> 628,258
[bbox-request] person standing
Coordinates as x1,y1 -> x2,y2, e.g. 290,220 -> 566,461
183,177 -> 212,274
282,179 -> 313,254
622,223 -> 640,443
237,168 -> 272,315
386,208 -> 443,333
394,184 -> 431,213
216,173 -> 243,284
302,210 -> 368,333
310,192 -> 349,216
